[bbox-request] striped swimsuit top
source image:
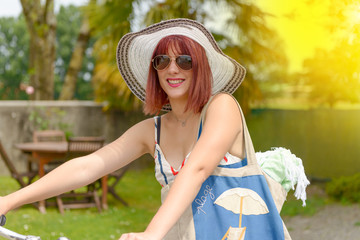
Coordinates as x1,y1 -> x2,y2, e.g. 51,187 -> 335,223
153,116 -> 244,187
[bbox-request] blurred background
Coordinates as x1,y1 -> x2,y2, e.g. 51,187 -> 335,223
1,0 -> 359,180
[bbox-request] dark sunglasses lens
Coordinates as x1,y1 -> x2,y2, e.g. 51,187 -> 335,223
176,56 -> 192,70
153,56 -> 170,70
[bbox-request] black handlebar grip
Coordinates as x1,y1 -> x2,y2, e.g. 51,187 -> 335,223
0,215 -> 6,226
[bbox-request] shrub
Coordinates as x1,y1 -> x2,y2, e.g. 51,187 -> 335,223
326,173 -> 360,203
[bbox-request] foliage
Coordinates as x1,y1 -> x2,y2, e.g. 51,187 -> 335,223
0,16 -> 30,100
300,40 -> 360,107
86,0 -> 143,111
87,0 -> 288,113
0,167 -> 161,239
326,173 -> 360,203
28,107 -> 73,138
296,0 -> 360,107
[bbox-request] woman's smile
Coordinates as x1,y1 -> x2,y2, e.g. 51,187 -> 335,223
167,78 -> 185,87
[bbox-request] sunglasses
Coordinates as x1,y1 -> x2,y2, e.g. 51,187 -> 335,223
152,55 -> 192,71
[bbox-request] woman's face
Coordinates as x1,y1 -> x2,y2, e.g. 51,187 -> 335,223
156,45 -> 193,102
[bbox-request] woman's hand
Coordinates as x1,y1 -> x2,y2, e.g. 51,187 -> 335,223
119,232 -> 158,240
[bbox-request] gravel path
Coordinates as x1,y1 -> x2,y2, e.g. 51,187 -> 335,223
284,203 -> 360,240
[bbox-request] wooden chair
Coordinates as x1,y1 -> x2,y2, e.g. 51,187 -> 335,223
33,130 -> 66,143
107,165 -> 130,206
66,136 -> 105,156
0,140 -> 38,208
31,130 -> 67,170
67,137 -> 130,207
55,136 -> 105,214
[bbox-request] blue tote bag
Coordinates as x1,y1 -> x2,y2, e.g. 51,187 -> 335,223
161,97 -> 291,240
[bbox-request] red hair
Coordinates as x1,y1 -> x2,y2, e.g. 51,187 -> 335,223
144,35 -> 212,115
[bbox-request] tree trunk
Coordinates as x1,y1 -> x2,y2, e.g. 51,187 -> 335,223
59,17 -> 91,100
21,0 -> 56,100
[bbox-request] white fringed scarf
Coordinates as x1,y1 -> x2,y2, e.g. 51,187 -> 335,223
256,147 -> 310,206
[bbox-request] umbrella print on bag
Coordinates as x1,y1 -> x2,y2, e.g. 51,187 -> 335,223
214,187 -> 269,240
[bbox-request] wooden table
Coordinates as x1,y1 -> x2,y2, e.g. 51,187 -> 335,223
15,142 -> 108,213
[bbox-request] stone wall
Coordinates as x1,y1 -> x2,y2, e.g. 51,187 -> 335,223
0,101 -> 149,176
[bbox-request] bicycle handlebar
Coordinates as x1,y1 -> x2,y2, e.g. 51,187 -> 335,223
0,225 -> 41,240
0,215 -> 5,226
0,215 -> 69,240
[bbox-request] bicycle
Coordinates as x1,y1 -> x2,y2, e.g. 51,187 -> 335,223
0,215 -> 69,240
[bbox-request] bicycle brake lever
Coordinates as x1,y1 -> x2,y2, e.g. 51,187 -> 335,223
0,215 -> 6,226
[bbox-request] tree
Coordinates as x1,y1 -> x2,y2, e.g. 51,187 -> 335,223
301,40 -> 360,107
0,16 -> 29,100
87,0 -> 288,113
20,0 -> 57,100
59,3 -> 95,100
299,0 -> 360,107
0,4 -> 94,100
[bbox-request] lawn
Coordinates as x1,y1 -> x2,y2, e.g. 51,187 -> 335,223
0,167 -> 161,240
0,166 -> 325,240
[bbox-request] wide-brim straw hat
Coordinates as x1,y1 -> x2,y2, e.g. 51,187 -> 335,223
116,18 -> 246,111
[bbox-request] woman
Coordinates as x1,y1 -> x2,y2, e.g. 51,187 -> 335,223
0,19 -> 292,240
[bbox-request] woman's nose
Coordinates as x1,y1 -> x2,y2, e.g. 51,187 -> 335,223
167,59 -> 180,73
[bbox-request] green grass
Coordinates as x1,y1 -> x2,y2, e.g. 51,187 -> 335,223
281,196 -> 327,217
280,188 -> 328,217
0,167 -> 161,240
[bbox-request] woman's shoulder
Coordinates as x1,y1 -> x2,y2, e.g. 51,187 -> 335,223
125,117 -> 156,143
135,115 -> 168,136
211,92 -> 237,101
127,117 -> 157,153
136,117 -> 157,129
206,93 -> 239,114
200,93 -> 242,129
